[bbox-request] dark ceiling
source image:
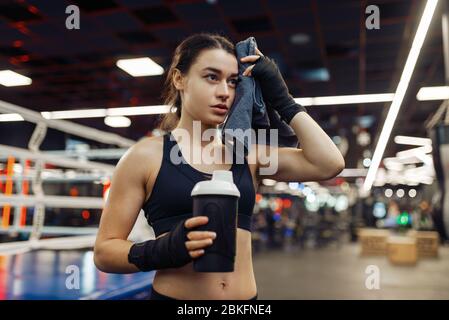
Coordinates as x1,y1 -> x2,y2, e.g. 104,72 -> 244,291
0,0 -> 446,170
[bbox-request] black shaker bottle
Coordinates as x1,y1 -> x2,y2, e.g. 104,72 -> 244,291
191,170 -> 240,272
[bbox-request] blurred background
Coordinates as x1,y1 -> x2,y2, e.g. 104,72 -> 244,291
0,0 -> 448,299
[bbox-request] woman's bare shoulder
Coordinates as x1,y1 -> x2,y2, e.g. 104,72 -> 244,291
132,135 -> 165,158
115,135 -> 165,181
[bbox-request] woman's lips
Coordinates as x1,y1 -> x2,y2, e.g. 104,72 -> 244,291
210,105 -> 228,115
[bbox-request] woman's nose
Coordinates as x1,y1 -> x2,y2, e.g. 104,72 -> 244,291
216,80 -> 230,98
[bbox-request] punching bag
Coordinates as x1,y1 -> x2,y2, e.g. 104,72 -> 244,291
429,123 -> 449,241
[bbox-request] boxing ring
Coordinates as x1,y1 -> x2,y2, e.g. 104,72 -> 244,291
0,100 -> 156,299
0,250 -> 155,300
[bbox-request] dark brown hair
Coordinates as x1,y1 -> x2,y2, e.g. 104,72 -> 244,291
158,33 -> 235,131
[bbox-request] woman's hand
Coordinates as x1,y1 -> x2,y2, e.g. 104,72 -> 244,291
184,216 -> 217,259
240,47 -> 264,77
240,47 -> 306,124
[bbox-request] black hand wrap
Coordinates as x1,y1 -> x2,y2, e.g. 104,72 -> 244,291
128,219 -> 192,272
251,56 -> 307,124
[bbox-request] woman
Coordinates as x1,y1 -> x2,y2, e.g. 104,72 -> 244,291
94,33 -> 345,300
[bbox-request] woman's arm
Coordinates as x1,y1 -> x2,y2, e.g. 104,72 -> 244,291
288,111 -> 344,173
94,142 -> 150,273
259,112 -> 345,182
242,50 -> 345,183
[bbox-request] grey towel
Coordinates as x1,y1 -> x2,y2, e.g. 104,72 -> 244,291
219,37 -> 298,160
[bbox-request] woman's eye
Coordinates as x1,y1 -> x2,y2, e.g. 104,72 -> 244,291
206,74 -> 240,87
229,78 -> 240,86
206,74 -> 218,81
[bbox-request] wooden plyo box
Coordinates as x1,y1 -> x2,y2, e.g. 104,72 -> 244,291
407,230 -> 439,258
358,228 -> 391,256
387,236 -> 417,265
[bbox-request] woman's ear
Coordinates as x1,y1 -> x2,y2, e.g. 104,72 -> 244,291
172,68 -> 185,90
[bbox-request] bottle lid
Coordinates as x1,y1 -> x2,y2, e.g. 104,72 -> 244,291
191,170 -> 240,197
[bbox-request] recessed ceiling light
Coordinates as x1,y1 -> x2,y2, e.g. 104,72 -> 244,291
116,57 -> 164,77
363,158 -> 372,167
408,189 -> 417,198
0,70 -> 32,87
104,116 -> 131,128
290,33 -> 310,45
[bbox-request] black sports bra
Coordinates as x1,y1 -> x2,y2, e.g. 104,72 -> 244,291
142,132 -> 256,237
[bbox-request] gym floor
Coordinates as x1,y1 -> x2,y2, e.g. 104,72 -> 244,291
253,242 -> 449,299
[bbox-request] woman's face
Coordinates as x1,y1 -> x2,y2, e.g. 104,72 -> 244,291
176,48 -> 239,126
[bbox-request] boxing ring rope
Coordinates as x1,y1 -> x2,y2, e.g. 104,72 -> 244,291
0,173 -> 109,183
0,144 -> 116,172
0,100 -> 141,255
0,191 -> 104,255
0,226 -> 98,236
40,148 -> 127,160
0,194 -> 105,208
0,235 -> 97,255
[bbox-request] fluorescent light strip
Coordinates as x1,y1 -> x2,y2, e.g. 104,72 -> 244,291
42,109 -> 106,120
396,145 -> 432,158
262,179 -> 277,186
416,86 -> 449,100
363,0 -> 439,193
394,135 -> 432,146
295,93 -> 394,106
106,105 -> 172,116
415,153 -> 433,166
0,105 -> 174,122
0,93 -> 391,123
0,113 -> 24,122
338,168 -> 368,177
384,158 -> 404,170
0,85 -> 440,123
